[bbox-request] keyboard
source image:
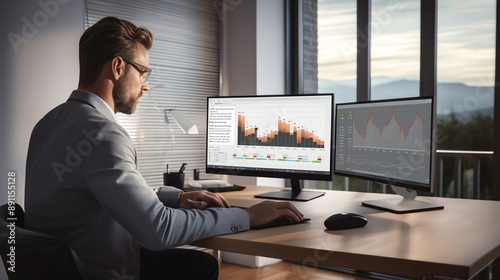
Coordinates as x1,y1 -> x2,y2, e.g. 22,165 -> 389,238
184,184 -> 246,193
252,216 -> 311,230
231,205 -> 311,229
186,180 -> 246,193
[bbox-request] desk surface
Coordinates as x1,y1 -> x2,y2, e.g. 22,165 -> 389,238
192,186 -> 500,279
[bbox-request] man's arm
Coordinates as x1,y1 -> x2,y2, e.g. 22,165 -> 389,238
82,123 -> 249,250
154,186 -> 231,209
153,186 -> 182,207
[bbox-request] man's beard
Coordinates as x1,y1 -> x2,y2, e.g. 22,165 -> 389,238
113,75 -> 140,115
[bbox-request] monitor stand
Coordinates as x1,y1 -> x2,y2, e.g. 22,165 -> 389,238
361,186 -> 444,214
254,179 -> 325,201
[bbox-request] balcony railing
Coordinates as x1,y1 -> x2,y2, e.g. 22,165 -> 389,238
318,150 -> 494,200
434,150 -> 494,199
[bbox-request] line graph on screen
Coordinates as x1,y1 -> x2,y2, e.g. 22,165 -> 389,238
352,107 -> 426,152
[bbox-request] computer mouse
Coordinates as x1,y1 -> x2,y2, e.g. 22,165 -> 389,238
324,212 -> 367,230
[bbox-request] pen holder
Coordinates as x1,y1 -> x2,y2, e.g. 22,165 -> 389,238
163,172 -> 185,190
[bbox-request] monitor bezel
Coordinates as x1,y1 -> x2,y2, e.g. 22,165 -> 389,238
205,93 -> 335,183
333,95 -> 436,194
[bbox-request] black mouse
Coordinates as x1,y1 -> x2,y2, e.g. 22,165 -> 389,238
324,212 -> 367,230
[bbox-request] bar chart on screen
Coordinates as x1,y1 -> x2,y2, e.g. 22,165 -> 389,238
237,114 -> 325,148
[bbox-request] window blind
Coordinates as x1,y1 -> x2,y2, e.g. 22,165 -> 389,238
84,0 -> 220,187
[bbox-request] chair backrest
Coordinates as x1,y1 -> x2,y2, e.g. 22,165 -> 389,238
0,203 -> 86,280
0,254 -> 8,280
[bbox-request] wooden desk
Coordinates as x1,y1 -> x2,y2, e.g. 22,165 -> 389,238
192,186 -> 500,279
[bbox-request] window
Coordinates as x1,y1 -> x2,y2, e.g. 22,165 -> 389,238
437,0 -> 495,152
306,0 -> 496,198
436,0 -> 496,198
371,0 -> 420,100
317,0 -> 357,104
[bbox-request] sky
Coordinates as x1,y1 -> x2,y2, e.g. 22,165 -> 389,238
317,0 -> 496,87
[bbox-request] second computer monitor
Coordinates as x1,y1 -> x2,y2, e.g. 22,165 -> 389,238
334,96 -> 442,213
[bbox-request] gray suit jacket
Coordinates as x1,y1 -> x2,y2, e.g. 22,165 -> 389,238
25,90 -> 249,280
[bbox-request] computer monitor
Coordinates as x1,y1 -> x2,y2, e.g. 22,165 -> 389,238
334,96 -> 443,213
206,94 -> 334,201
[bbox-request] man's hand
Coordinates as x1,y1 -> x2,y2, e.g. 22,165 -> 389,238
178,191 -> 231,209
245,201 -> 304,228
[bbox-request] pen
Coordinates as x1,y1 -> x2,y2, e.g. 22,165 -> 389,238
166,164 -> 170,174
179,163 -> 187,173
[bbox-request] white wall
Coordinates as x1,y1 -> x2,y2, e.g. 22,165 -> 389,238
221,0 -> 257,97
221,0 -> 285,100
256,0 -> 285,94
0,0 -> 84,206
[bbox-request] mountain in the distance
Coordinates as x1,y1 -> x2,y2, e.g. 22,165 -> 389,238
319,78 -> 494,121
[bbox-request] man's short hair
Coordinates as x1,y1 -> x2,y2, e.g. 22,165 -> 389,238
78,16 -> 153,87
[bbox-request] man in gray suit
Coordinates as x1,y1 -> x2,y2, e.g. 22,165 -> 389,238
24,17 -> 304,280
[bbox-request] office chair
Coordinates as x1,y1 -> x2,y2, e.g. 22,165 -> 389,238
0,203 -> 87,280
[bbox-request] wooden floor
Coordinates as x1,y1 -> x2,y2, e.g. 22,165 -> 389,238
219,261 -> 371,280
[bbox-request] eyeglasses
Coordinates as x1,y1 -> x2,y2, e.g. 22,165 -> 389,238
123,58 -> 152,83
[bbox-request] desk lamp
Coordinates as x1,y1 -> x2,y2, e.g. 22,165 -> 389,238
164,109 -> 199,135
147,83 -> 199,135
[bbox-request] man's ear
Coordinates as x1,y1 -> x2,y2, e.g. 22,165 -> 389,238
110,56 -> 125,80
